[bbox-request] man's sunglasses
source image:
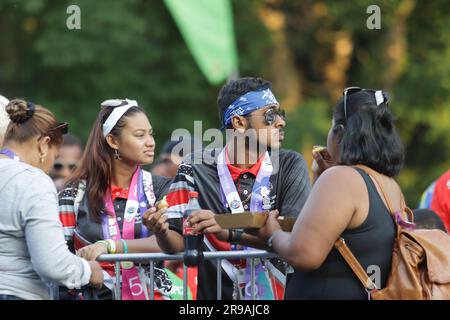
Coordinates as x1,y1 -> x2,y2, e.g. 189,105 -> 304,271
53,161 -> 78,171
247,107 -> 286,126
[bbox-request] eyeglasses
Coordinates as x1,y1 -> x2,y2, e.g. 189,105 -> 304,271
247,107 -> 286,126
53,161 -> 78,171
343,87 -> 362,122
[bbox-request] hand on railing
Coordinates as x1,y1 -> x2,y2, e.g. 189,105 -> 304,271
77,242 -> 108,261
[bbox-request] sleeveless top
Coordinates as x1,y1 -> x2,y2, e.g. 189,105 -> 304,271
285,168 -> 396,300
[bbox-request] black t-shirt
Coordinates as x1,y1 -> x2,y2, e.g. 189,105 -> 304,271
166,148 -> 311,300
285,168 -> 395,300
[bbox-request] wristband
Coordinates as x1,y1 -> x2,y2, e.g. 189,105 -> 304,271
120,239 -> 128,254
227,230 -> 234,243
231,229 -> 243,245
96,240 -> 109,251
106,239 -> 117,254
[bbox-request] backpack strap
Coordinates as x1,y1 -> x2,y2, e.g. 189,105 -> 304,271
354,164 -> 414,223
334,238 -> 378,291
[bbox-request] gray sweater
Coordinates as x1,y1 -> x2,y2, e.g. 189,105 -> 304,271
0,159 -> 91,300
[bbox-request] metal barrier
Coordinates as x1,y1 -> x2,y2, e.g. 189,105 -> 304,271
97,250 -> 279,300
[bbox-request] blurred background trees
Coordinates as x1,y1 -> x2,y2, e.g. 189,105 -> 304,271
1,0 -> 449,205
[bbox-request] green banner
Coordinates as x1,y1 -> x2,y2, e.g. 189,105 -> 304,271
164,268 -> 193,300
164,0 -> 239,84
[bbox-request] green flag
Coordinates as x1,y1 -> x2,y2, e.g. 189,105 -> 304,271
164,0 -> 239,84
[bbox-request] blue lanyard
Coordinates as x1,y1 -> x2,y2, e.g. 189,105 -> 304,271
0,149 -> 21,162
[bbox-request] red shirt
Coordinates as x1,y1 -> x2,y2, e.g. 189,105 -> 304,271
431,169 -> 450,232
110,185 -> 129,201
225,148 -> 264,181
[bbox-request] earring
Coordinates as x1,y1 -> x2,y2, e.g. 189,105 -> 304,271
39,154 -> 45,163
114,149 -> 122,161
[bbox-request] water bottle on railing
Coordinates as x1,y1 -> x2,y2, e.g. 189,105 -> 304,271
183,191 -> 204,267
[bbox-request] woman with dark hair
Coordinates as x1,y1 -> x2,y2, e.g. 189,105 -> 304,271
59,99 -> 183,300
257,87 -> 405,299
0,99 -> 104,300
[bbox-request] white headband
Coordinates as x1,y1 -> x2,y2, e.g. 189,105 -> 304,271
374,90 -> 384,106
101,98 -> 138,137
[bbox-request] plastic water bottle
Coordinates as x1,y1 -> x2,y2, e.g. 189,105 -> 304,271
183,191 -> 204,266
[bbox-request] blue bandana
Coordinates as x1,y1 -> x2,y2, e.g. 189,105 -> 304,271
222,88 -> 279,128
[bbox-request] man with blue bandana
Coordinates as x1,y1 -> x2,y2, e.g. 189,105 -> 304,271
164,77 -> 311,300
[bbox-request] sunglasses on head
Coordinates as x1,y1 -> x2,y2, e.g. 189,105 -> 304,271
342,87 -> 389,122
342,87 -> 362,122
53,161 -> 78,171
38,122 -> 69,142
247,107 -> 286,126
48,122 -> 69,134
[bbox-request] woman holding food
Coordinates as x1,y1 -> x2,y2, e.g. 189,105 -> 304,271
258,87 -> 405,299
58,98 -> 183,300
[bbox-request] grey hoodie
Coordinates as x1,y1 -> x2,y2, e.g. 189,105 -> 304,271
0,158 -> 91,300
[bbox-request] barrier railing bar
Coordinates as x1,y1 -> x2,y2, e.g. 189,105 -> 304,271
98,250 -> 277,262
149,261 -> 154,300
115,261 -> 121,300
216,258 -> 222,300
250,258 -> 255,300
183,263 -> 188,300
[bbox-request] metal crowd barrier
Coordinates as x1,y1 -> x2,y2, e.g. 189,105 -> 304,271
96,250 -> 279,300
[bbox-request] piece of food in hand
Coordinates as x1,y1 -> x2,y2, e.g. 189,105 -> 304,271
312,145 -> 332,160
312,145 -> 327,153
156,196 -> 169,210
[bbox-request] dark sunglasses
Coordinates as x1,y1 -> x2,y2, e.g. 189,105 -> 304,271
247,107 -> 286,126
53,161 -> 78,171
38,122 -> 69,142
47,122 -> 69,135
342,87 -> 390,122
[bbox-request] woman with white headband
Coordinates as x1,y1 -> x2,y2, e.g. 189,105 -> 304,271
257,88 -> 406,299
58,99 -> 184,300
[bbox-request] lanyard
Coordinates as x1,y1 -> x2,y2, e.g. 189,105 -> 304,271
101,167 -> 152,300
0,149 -> 21,162
217,146 -> 276,300
217,146 -> 273,213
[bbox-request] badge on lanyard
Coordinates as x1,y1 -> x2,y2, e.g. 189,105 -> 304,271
231,199 -> 241,210
125,206 -> 137,222
108,217 -> 118,237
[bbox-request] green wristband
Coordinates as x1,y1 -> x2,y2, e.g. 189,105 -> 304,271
120,239 -> 128,254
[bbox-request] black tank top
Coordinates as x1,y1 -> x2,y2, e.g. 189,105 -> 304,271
285,168 -> 396,300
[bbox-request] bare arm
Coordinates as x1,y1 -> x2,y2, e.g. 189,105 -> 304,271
258,166 -> 363,271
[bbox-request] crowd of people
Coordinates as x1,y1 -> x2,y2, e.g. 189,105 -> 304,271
0,77 -> 449,300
